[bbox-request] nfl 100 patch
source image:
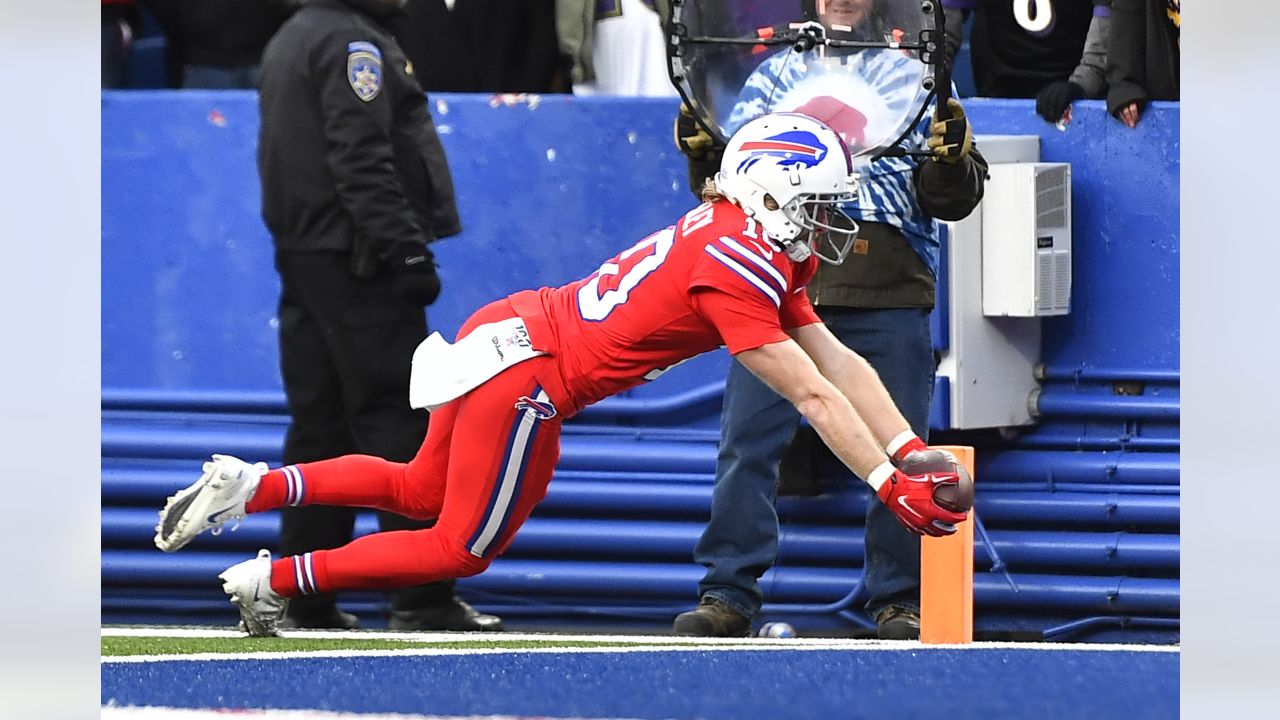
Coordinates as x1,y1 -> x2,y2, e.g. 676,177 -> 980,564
347,41 -> 383,102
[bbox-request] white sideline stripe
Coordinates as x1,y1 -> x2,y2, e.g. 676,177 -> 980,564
101,626 -> 1182,651
101,627 -> 1179,663
106,645 -> 866,663
103,708 -> 637,720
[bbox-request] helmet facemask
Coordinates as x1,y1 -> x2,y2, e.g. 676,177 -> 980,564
779,188 -> 860,265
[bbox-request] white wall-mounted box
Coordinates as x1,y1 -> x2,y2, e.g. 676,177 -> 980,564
981,162 -> 1072,317
935,137 -> 1065,429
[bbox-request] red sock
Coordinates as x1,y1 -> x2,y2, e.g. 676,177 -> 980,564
268,529 -> 485,598
244,467 -> 295,513
245,456 -> 421,515
268,551 -> 331,598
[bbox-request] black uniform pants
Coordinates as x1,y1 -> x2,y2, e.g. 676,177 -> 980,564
275,250 -> 455,615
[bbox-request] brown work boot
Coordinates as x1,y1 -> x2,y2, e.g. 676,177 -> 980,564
874,605 -> 920,640
672,596 -> 751,637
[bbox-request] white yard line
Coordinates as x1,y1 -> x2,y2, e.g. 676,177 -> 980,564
101,625 -> 1179,663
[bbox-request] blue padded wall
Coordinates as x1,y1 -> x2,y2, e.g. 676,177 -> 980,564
102,93 -> 1179,399
102,91 -> 724,406
102,93 -> 1179,640
1035,102 -> 1180,377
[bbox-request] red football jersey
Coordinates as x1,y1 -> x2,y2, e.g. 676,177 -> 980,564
509,199 -> 821,415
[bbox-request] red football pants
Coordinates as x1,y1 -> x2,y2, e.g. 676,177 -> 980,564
245,303 -> 564,598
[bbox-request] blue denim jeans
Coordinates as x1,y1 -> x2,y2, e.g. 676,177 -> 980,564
695,307 -> 936,619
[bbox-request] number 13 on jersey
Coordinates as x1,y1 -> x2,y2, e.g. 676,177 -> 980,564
576,226 -> 676,321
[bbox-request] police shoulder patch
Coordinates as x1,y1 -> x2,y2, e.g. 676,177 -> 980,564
346,40 -> 383,102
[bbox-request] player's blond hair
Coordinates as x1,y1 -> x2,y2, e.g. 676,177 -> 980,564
700,177 -> 728,203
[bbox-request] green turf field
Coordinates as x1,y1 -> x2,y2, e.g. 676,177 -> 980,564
102,635 -> 715,656
100,627 -> 801,658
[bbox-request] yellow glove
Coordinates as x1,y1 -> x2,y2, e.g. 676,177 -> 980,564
674,103 -> 715,159
926,98 -> 973,164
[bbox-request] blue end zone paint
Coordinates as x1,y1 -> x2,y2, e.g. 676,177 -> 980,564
102,647 -> 1177,719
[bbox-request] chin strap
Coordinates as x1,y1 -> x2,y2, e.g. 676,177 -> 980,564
753,221 -> 810,262
783,238 -> 811,262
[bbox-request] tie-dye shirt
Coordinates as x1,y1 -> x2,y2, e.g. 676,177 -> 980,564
726,48 -> 944,278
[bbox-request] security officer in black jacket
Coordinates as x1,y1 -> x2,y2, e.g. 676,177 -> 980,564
258,0 -> 502,632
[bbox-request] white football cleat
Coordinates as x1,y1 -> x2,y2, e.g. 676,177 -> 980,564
219,549 -> 288,637
154,454 -> 267,552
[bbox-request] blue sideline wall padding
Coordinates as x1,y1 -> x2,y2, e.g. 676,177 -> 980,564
102,93 -> 1180,639
1035,101 -> 1180,377
102,91 -> 724,411
103,93 -> 1180,402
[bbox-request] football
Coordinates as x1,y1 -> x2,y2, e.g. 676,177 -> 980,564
932,463 -> 974,513
898,449 -> 974,514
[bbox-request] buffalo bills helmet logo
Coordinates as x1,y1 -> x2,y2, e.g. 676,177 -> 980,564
735,129 -> 829,173
515,395 -> 557,420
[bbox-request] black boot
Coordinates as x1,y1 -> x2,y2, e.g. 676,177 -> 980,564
279,606 -> 361,630
387,596 -> 504,632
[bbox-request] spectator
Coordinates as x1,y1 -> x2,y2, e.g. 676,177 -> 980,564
392,0 -> 569,92
1105,0 -> 1178,128
140,0 -> 296,89
671,0 -> 987,639
560,0 -> 677,97
251,0 -> 502,632
155,112 -> 972,637
102,0 -> 140,88
944,0 -> 1111,124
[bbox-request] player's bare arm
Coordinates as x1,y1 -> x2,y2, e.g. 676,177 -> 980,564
734,338 -> 888,480
739,334 -> 969,537
788,322 -> 913,451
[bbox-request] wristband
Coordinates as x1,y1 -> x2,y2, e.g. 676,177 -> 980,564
866,460 -> 896,493
886,430 -> 923,459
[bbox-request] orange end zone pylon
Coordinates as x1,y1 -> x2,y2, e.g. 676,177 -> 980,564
919,445 -> 974,644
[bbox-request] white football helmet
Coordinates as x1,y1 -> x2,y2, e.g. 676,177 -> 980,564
715,112 -> 860,264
